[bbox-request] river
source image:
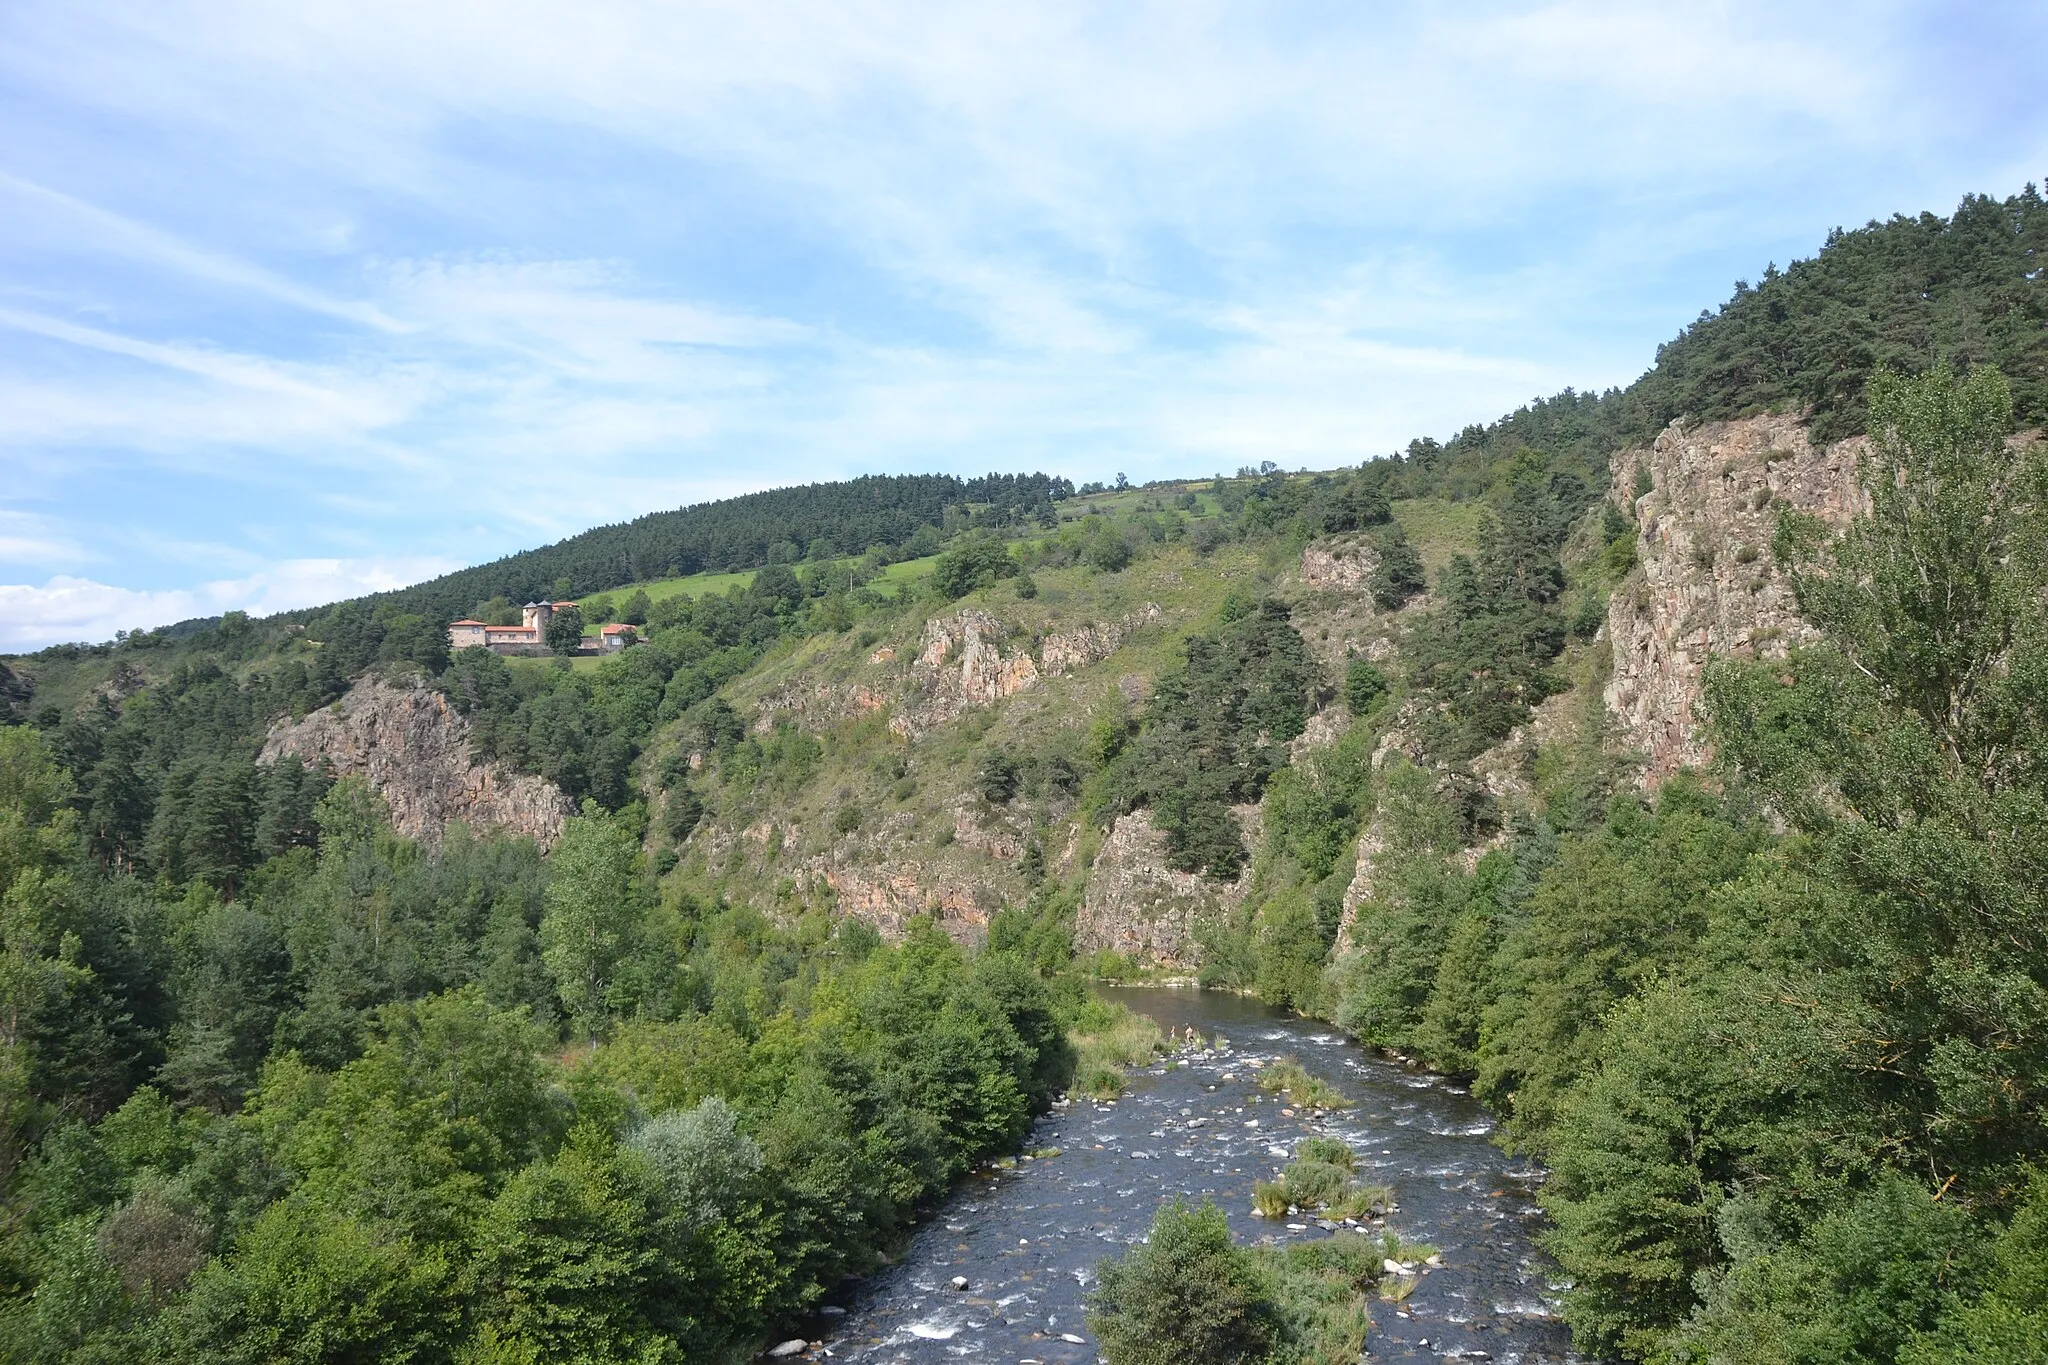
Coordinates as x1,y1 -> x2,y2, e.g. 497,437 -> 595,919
808,986 -> 1581,1363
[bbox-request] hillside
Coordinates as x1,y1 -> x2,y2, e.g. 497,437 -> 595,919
3,185 -> 2047,1363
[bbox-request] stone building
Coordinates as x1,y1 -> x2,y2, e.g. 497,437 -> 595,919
447,601 -> 639,656
448,600 -> 570,656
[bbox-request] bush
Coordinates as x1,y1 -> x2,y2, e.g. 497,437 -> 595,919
1088,1200 -> 1287,1365
1070,1006 -> 1165,1099
932,533 -> 1020,599
1295,1137 -> 1355,1171
1281,1160 -> 1351,1210
978,750 -> 1021,804
1368,524 -> 1426,610
1327,1182 -> 1391,1221
1254,1059 -> 1352,1110
662,787 -> 704,841
1343,659 -> 1388,716
1085,529 -> 1134,573
544,605 -> 585,655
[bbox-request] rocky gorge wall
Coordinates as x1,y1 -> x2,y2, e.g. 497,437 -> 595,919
1075,806 -> 1260,968
1603,414 -> 1866,782
260,676 -> 574,850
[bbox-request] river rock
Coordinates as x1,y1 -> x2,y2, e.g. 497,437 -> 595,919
765,1340 -> 808,1358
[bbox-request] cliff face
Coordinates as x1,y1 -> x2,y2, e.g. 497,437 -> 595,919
1299,532 -> 1381,592
890,610 -> 1043,739
1604,414 -> 1865,782
261,677 -> 574,849
1076,805 -> 1260,968
887,605 -> 1163,740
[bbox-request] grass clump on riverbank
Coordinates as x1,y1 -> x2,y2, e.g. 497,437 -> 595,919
1252,1139 -> 1392,1221
1088,1199 -> 1397,1365
1069,999 -> 1167,1099
1255,1058 -> 1352,1110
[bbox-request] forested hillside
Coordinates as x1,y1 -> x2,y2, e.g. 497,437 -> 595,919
346,471 -> 1073,625
2,185 -> 2046,1363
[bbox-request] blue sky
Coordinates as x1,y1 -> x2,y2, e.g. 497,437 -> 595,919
1,1 -> 2043,650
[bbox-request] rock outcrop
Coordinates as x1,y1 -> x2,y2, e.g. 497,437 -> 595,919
1076,806 -> 1259,968
1604,414 -> 1866,782
820,859 -> 1000,942
1039,604 -> 1162,676
891,610 -> 1041,738
887,604 -> 1163,739
260,677 -> 573,850
1299,534 -> 1382,592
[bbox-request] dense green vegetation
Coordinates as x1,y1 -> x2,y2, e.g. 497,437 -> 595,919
1323,366 -> 2048,1362
1103,597 -> 1317,878
0,747 -> 1081,1359
348,472 -> 1074,625
1087,1198 -> 1396,1365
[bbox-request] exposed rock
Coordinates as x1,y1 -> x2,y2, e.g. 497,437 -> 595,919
1336,810 -> 1395,943
1299,534 -> 1382,593
259,676 -> 573,850
952,807 -> 1023,861
756,680 -> 890,729
1604,415 -> 1864,782
1076,806 -> 1260,967
1039,603 -> 1162,676
819,860 -> 996,943
1288,707 -> 1346,760
892,610 -> 1040,738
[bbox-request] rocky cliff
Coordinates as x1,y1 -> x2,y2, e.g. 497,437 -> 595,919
1603,414 -> 1866,781
261,676 -> 574,849
886,605 -> 1163,739
1076,805 -> 1260,968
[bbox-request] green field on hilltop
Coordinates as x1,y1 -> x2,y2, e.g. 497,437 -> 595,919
575,551 -> 947,625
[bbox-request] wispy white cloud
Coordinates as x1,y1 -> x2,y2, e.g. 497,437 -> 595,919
0,557 -> 465,652
0,171 -> 405,331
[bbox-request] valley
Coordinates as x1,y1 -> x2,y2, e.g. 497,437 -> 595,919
1,183 -> 2045,1363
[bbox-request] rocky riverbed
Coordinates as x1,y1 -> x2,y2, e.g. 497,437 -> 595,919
793,987 -> 1581,1363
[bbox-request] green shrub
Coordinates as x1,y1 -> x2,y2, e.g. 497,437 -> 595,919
1253,1181 -> 1291,1218
1327,1183 -> 1391,1221
1342,659 -> 1388,716
932,532 -> 1021,599
1069,1006 -> 1165,1099
978,751 -> 1021,804
1281,1160 -> 1351,1210
1254,1060 -> 1352,1110
1087,1200 -> 1288,1365
1295,1137 -> 1355,1171
1367,523 -> 1426,610
662,788 -> 704,841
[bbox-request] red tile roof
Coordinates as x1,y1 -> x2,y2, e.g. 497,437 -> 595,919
600,623 -> 634,634
450,620 -> 486,626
